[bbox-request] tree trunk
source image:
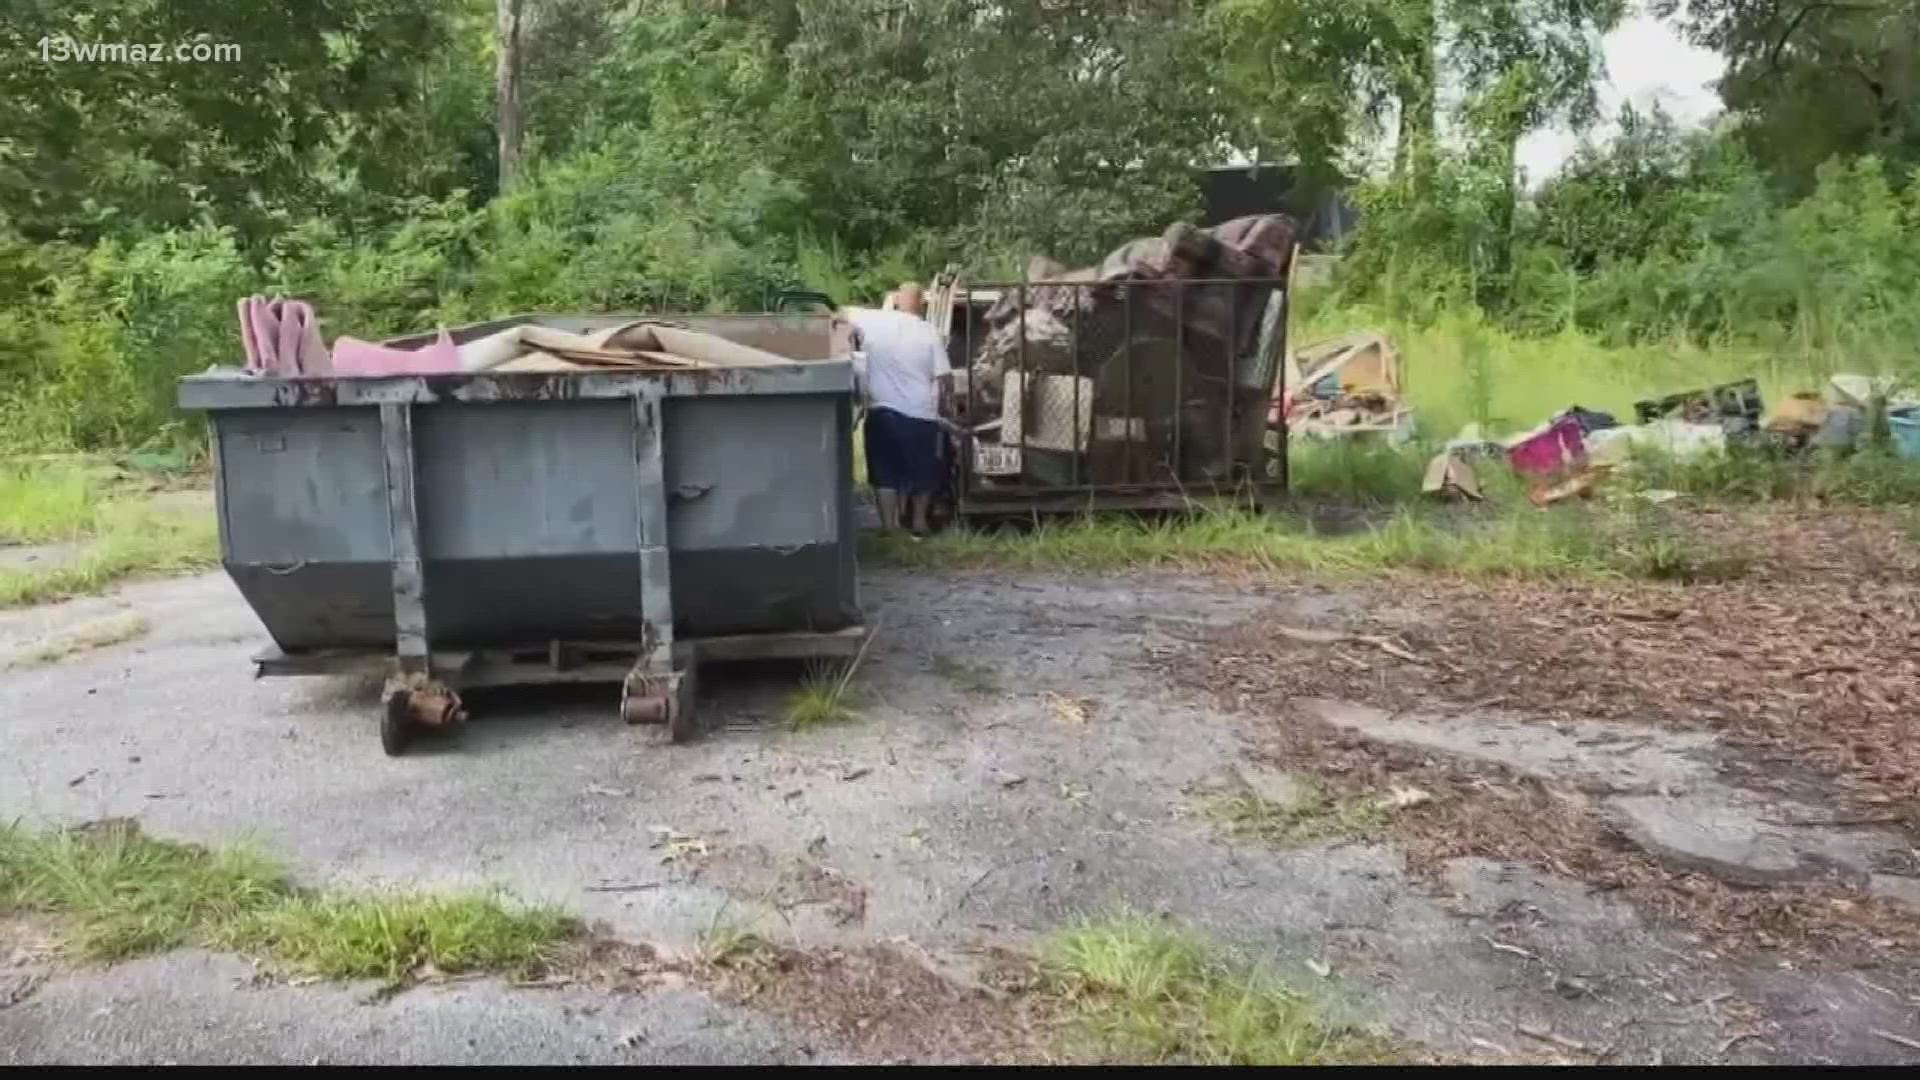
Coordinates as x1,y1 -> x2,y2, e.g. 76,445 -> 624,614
496,0 -> 527,189
1391,0 -> 1439,189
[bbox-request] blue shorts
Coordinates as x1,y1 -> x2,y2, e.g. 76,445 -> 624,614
864,407 -> 945,496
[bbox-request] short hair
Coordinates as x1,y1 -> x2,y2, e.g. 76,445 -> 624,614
896,282 -> 925,313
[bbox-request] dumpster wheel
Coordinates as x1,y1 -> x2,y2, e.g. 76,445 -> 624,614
381,678 -> 465,756
382,688 -> 416,756
621,667 -> 697,743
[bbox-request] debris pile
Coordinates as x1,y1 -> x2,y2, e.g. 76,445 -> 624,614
237,306 -> 803,378
1279,331 -> 1412,445
950,215 -> 1298,488
1414,368 -> 1920,507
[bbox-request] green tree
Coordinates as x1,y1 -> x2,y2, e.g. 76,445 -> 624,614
0,0 -> 483,243
1657,0 -> 1920,193
782,0 -> 1224,264
1209,0 -> 1621,189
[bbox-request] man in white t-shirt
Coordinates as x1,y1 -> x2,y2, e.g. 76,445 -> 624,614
845,283 -> 951,536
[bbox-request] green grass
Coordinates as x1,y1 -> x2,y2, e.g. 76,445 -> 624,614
698,922 -> 777,969
1287,442 -> 1431,504
784,659 -> 863,730
0,502 -> 219,607
1899,507 -> 1920,546
0,462 -> 104,542
1623,446 -> 1920,505
0,820 -> 285,959
1203,784 -> 1385,848
1040,913 -> 1388,1064
784,621 -> 878,730
869,499 -> 1733,583
1,612 -> 150,670
220,893 -> 573,983
0,821 -> 574,982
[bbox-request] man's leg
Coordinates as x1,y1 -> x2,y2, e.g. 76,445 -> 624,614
905,415 -> 940,536
865,408 -> 900,531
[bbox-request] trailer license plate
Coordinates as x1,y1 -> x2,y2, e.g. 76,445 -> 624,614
974,445 -> 1023,476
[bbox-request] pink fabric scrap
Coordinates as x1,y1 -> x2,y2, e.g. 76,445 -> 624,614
329,327 -> 461,377
237,294 -> 330,375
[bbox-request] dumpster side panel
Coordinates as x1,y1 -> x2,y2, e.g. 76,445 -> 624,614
413,400 -> 647,645
216,407 -> 394,648
415,401 -> 639,559
663,394 -> 859,636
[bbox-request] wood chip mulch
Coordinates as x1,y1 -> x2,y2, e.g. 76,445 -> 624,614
1158,506 -> 1920,959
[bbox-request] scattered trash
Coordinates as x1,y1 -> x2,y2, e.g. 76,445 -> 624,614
1444,422 -> 1507,460
1483,934 -> 1540,961
1766,392 -> 1829,449
1586,417 -> 1726,466
1043,691 -> 1093,725
841,766 -> 873,782
1386,785 -> 1433,810
1826,374 -> 1912,411
1528,466 -> 1607,508
1305,958 -> 1332,978
1507,414 -> 1587,477
1559,405 -> 1618,434
647,826 -> 709,863
1282,331 -> 1414,445
1810,404 -> 1866,451
1634,378 -> 1764,440
1421,452 -> 1483,501
1889,410 -> 1920,461
996,771 -> 1028,790
586,783 -> 630,798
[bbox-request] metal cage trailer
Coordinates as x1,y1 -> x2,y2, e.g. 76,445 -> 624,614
938,273 -> 1294,518
179,314 -> 865,755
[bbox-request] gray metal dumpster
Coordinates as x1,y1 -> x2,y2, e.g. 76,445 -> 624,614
178,314 -> 864,754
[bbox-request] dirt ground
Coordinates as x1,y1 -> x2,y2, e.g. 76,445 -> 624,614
1,521 -> 1917,1063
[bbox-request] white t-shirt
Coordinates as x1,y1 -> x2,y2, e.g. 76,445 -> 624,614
847,308 -> 948,420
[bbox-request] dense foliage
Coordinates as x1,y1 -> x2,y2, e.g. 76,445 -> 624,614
1,0 -> 1916,448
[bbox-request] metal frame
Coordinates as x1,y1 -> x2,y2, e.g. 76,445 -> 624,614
948,274 -> 1292,520
255,627 -> 870,681
178,363 -> 851,411
379,403 -> 430,676
619,385 -> 690,734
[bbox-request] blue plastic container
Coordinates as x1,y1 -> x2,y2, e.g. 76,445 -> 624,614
1890,410 -> 1920,461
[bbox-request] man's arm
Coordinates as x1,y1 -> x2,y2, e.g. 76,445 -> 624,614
929,334 -> 955,416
